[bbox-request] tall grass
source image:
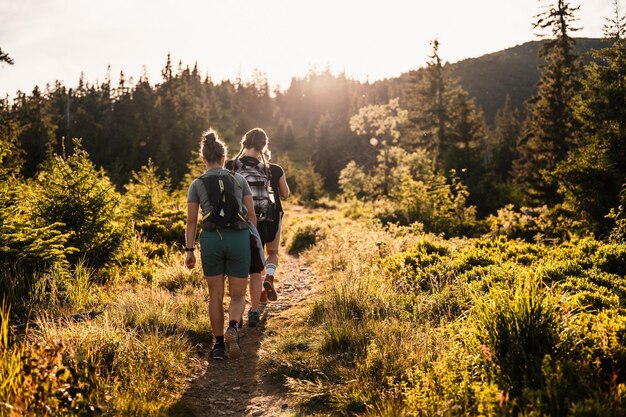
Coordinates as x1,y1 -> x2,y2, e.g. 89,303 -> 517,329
0,249 -> 208,416
267,205 -> 626,416
471,276 -> 561,403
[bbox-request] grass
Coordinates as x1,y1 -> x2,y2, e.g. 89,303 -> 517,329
0,241 -> 208,416
263,203 -> 626,416
4,198 -> 626,416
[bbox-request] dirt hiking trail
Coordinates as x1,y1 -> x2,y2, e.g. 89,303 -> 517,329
169,253 -> 314,417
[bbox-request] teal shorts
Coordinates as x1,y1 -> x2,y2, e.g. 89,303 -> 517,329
199,229 -> 250,278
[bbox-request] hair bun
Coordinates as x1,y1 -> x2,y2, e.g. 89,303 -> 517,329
203,132 -> 216,145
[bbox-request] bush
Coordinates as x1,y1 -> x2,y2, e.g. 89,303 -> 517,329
0,304 -> 101,416
286,220 -> 325,254
471,277 -> 560,401
134,208 -> 186,247
30,142 -> 129,269
292,162 -> 326,205
486,204 -> 587,243
0,159 -> 71,311
122,161 -> 186,248
339,147 -> 480,237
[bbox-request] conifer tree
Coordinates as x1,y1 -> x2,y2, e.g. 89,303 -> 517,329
407,39 -> 450,168
555,0 -> 626,234
492,95 -> 521,179
13,87 -> 58,176
0,136 -> 69,284
445,89 -> 488,175
32,141 -> 127,268
0,47 -> 13,65
512,0 -> 581,205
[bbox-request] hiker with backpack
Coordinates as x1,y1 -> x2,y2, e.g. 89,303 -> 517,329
185,130 -> 258,360
226,128 -> 290,327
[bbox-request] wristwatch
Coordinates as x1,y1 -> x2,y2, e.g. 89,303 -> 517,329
185,247 -> 195,252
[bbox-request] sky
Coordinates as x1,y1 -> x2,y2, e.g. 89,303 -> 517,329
0,0 -> 616,97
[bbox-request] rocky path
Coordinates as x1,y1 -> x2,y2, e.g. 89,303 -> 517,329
169,253 -> 314,417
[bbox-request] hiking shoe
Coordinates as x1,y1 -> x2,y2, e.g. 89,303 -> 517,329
248,309 -> 261,327
211,343 -> 225,360
263,275 -> 277,301
260,289 -> 268,305
225,325 -> 241,359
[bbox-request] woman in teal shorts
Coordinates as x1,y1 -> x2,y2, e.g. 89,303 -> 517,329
185,130 -> 256,360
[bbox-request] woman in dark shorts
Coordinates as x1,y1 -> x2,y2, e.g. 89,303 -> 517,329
185,130 -> 257,360
226,128 -> 290,326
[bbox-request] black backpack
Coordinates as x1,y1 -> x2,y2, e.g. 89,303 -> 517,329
199,172 -> 248,231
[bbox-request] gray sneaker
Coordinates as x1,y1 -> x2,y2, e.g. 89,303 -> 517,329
225,325 -> 241,359
248,309 -> 261,327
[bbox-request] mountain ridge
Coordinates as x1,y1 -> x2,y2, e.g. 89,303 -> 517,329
380,37 -> 606,122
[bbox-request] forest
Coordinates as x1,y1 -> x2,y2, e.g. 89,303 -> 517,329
1,0 -> 626,415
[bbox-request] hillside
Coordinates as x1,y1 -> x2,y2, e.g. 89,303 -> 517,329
386,37 -> 605,122
449,37 -> 606,120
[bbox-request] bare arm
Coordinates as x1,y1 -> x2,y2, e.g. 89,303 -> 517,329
277,174 -> 290,200
185,202 -> 199,269
244,195 -> 257,227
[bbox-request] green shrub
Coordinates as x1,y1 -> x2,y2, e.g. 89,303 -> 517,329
0,304 -> 101,416
0,168 -> 71,311
122,160 -> 173,222
134,208 -> 186,247
339,147 -> 480,237
591,243 -> 626,276
608,204 -> 626,244
31,142 -> 129,270
286,220 -> 325,254
381,239 -> 449,292
471,277 -> 560,401
122,161 -> 186,248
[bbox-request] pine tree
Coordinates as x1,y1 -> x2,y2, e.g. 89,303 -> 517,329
161,53 -> 173,82
445,89 -> 488,176
0,47 -> 13,65
512,0 -> 581,205
492,95 -> 521,179
406,39 -> 450,168
31,141 -> 127,268
555,0 -> 626,234
13,87 -> 58,176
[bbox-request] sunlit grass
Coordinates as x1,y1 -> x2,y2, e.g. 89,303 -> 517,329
265,203 -> 626,416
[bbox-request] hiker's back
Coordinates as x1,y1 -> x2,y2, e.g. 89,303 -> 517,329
188,167 -> 250,230
233,158 -> 275,222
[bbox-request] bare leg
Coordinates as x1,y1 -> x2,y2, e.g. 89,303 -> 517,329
249,272 -> 263,310
227,276 -> 248,324
265,219 -> 282,273
206,275 -> 225,337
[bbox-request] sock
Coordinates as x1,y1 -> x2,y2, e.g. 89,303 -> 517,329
215,336 -> 224,346
266,263 -> 277,277
229,320 -> 238,328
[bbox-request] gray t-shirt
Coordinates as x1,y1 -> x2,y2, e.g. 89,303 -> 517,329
187,168 -> 252,217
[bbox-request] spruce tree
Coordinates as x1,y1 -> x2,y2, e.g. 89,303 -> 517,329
13,87 -> 58,176
492,95 -> 521,180
512,0 -> 581,205
0,47 -> 13,65
555,0 -> 626,234
445,88 -> 488,176
407,39 -> 450,168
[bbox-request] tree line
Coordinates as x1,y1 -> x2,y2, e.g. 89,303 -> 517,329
1,0 -> 625,240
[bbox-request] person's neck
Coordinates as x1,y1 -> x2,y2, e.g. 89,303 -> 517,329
205,163 -> 222,170
243,149 -> 261,158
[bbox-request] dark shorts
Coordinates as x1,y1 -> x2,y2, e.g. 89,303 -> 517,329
250,214 -> 282,274
200,229 -> 250,278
